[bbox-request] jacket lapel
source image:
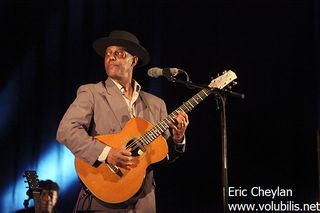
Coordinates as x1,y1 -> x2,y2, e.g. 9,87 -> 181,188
100,78 -> 131,129
135,94 -> 148,119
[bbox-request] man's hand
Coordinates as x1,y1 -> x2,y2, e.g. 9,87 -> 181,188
106,148 -> 133,169
168,111 -> 189,143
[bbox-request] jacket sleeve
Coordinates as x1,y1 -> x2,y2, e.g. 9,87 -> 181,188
56,85 -> 106,165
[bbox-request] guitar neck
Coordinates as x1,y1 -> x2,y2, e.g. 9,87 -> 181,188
131,70 -> 237,147
141,87 -> 213,145
33,191 -> 41,213
24,170 -> 42,213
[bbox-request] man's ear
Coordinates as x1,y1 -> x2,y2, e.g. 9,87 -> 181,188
132,56 -> 138,67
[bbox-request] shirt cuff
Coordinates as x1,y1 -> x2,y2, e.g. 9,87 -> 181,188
174,135 -> 186,152
97,145 -> 111,162
174,135 -> 186,145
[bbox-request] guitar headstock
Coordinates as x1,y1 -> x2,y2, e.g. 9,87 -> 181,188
209,70 -> 237,89
24,170 -> 40,192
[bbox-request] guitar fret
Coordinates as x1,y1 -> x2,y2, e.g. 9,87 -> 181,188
189,100 -> 194,108
154,129 -> 161,137
140,136 -> 148,145
155,124 -> 163,132
145,133 -> 153,142
149,131 -> 157,140
143,139 -> 151,145
182,102 -> 189,111
149,128 -> 157,137
162,120 -> 169,128
189,99 -> 197,108
143,127 -> 163,146
144,135 -> 150,143
180,105 -> 189,112
191,98 -> 199,105
168,116 -> 176,123
184,102 -> 193,111
149,131 -> 156,139
158,122 -> 166,131
154,127 -> 161,135
196,94 -> 203,100
163,118 -> 171,126
178,105 -> 185,112
202,89 -> 211,96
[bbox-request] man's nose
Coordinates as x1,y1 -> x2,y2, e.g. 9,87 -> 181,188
44,195 -> 53,201
106,52 -> 117,60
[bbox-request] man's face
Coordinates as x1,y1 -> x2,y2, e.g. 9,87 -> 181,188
104,45 -> 138,81
40,189 -> 58,212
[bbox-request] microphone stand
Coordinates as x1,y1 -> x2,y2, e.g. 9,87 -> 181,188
165,74 -> 245,213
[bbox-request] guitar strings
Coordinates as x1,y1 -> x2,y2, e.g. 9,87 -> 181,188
124,109 -> 182,151
124,88 -> 213,151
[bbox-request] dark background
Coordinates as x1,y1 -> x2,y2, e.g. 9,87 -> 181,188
0,0 -> 319,212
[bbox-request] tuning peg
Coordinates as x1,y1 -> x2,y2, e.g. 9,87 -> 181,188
227,85 -> 232,90
211,76 -> 218,80
232,81 -> 238,86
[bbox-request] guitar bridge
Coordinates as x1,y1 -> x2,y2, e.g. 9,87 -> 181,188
106,163 -> 123,177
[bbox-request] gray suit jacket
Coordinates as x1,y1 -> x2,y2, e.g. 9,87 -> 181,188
56,78 -> 185,207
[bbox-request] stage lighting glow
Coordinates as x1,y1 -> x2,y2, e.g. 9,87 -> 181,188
1,140 -> 77,213
37,141 -> 77,193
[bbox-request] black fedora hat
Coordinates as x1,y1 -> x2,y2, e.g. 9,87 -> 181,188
92,30 -> 150,67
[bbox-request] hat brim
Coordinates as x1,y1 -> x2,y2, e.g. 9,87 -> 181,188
93,38 -> 150,67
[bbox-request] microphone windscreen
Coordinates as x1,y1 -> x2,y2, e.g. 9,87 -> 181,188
147,67 -> 162,78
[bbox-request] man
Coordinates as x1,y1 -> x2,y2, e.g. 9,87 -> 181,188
56,30 -> 189,212
17,179 -> 60,213
38,180 -> 60,213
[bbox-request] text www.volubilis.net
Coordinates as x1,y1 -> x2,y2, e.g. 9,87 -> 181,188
228,201 -> 320,212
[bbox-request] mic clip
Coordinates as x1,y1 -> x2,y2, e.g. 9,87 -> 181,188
163,68 -> 190,82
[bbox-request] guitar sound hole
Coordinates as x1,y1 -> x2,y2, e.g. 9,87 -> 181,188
126,140 -> 146,156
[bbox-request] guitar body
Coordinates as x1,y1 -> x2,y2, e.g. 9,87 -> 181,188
75,117 -> 168,204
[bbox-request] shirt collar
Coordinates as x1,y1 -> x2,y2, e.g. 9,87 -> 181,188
110,78 -> 141,94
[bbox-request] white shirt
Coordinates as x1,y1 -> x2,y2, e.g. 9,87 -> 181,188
97,79 -> 140,162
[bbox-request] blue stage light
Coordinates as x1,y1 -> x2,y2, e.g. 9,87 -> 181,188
1,141 -> 77,213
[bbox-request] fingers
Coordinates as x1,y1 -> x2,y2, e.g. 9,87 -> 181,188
171,111 -> 189,130
169,111 -> 189,142
107,148 -> 134,169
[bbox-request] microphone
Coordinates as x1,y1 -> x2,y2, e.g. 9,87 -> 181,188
147,67 -> 182,78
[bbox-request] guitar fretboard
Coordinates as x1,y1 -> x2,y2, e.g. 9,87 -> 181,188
128,70 -> 237,149
136,87 -> 213,146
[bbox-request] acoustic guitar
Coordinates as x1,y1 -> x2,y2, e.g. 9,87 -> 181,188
75,70 -> 237,203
